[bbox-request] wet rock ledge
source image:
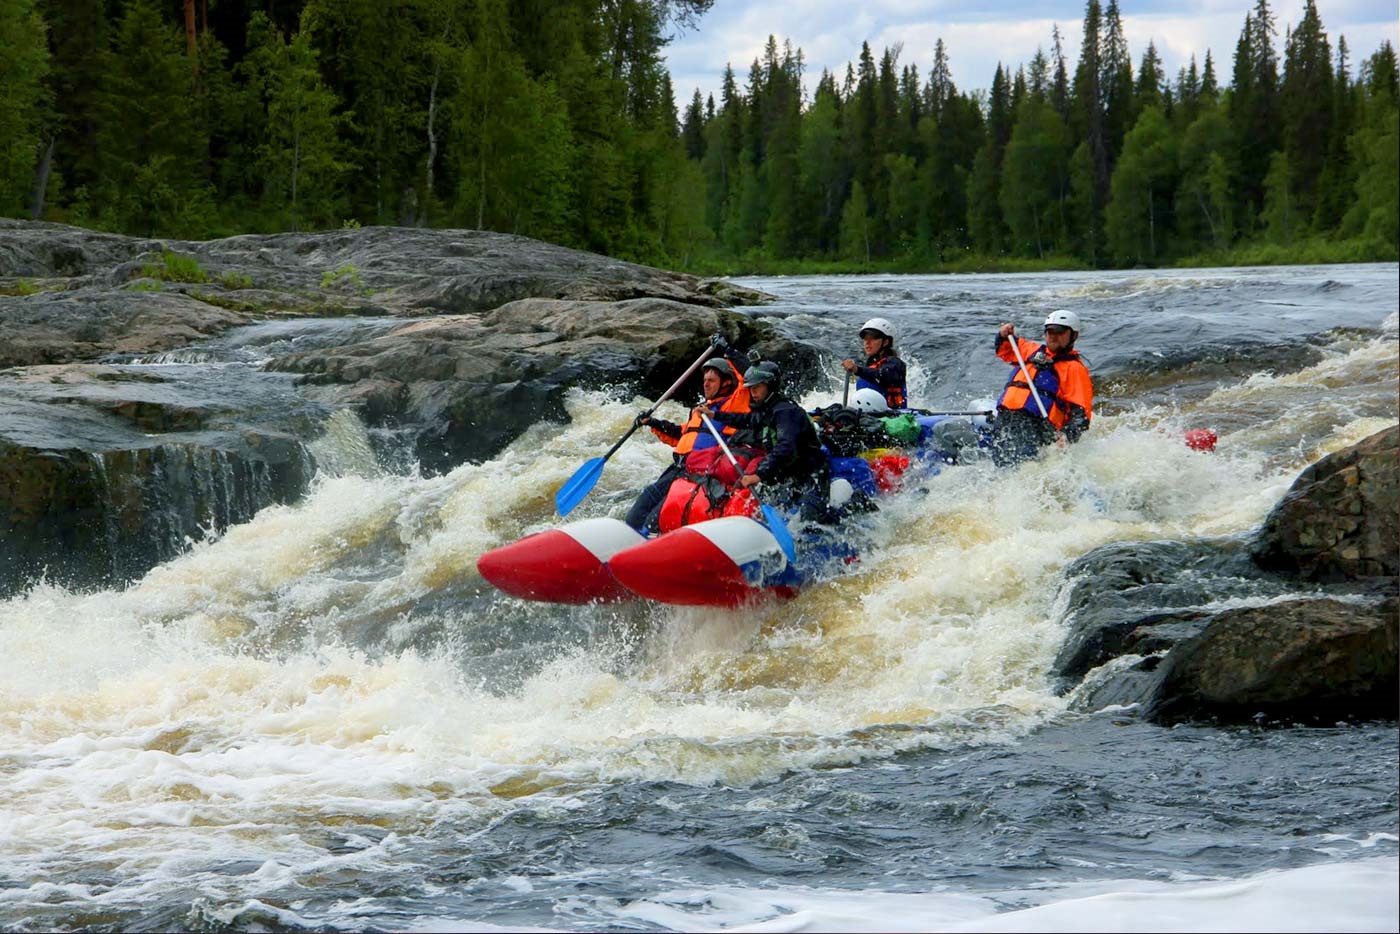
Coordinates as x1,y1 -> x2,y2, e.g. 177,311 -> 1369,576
1,220 -> 802,596
1055,425 -> 1399,725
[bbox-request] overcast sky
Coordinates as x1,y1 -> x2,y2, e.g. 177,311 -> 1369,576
663,0 -> 1400,108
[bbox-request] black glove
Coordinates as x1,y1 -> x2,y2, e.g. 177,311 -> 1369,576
710,332 -> 731,351
634,412 -> 651,428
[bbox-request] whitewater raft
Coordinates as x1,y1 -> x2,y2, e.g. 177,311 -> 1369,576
476,411 -> 990,608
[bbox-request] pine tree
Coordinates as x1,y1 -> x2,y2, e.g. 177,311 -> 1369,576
1051,25 -> 1071,120
1071,0 -> 1109,240
926,38 -> 953,121
796,81 -> 844,254
1312,36 -> 1355,230
248,16 -> 346,231
95,0 -> 212,235
988,63 -> 1013,162
0,0 -> 50,217
1342,43 -> 1399,247
1100,0 -> 1135,161
1261,149 -> 1295,243
966,142 -> 1004,253
1066,141 -> 1099,261
1230,0 -> 1282,223
682,89 -> 706,160
1136,41 -> 1164,111
1280,0 -> 1333,219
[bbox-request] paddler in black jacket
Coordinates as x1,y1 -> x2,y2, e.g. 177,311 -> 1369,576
700,361 -> 832,521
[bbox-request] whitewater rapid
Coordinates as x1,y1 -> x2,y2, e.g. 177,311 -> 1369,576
1,265 -> 1396,932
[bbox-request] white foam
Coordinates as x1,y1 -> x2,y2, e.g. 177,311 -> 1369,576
589,857 -> 1398,933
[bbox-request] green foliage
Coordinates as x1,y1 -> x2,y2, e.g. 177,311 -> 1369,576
245,13 -> 347,231
321,263 -> 367,293
11,0 -> 1397,276
1106,106 -> 1178,263
1342,91 -> 1399,247
0,0 -> 50,217
218,271 -> 253,289
1000,98 -> 1070,257
0,278 -> 42,296
1175,108 -> 1236,249
94,0 -> 213,237
1262,150 -> 1297,244
838,179 -> 873,262
141,250 -> 209,283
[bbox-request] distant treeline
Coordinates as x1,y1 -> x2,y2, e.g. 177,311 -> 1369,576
0,0 -> 1396,271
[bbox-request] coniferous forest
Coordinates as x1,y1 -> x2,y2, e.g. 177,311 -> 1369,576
0,0 -> 1396,271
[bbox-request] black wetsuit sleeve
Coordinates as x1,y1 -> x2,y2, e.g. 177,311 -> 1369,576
707,410 -> 762,429
720,346 -> 753,374
648,417 -> 682,439
755,404 -> 807,481
1062,405 -> 1090,443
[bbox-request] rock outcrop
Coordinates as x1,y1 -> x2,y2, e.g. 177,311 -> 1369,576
0,364 -> 318,594
267,297 -> 814,471
1252,424 -> 1399,581
0,221 -> 788,596
1055,425 -> 1400,725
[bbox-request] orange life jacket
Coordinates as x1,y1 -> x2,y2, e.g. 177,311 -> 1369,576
995,337 -> 1093,431
652,358 -> 752,454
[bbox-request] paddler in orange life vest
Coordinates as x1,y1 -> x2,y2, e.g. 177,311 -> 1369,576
624,335 -> 753,533
990,309 -> 1093,466
841,317 -> 907,410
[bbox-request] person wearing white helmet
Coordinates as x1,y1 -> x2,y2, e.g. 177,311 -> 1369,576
842,317 -> 907,410
989,309 -> 1093,466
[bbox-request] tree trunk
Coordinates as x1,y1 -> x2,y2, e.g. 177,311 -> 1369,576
1195,189 -> 1218,246
1147,188 -> 1156,259
423,54 -> 442,227
183,0 -> 197,59
28,136 -> 55,219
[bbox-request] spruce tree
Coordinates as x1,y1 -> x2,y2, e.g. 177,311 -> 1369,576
1071,0 -> 1109,245
0,0 -> 50,217
1100,0 -> 1135,162
95,0 -> 212,236
1281,0 -> 1333,219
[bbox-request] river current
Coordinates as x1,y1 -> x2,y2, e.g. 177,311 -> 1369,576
1,264 -> 1397,932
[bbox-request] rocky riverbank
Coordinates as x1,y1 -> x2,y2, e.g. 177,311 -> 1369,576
1055,425 -> 1399,724
0,221 -> 800,595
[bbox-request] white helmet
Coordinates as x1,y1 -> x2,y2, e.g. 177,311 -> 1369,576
1044,309 -> 1082,333
859,317 -> 895,341
851,387 -> 890,413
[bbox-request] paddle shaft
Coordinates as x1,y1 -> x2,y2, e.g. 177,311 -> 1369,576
1006,331 -> 1050,419
841,370 -> 852,406
698,411 -> 743,472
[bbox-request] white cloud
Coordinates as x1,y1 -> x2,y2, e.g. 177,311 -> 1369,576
664,0 -> 1400,107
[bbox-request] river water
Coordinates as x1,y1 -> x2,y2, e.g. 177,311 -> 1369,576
1,264 -> 1396,932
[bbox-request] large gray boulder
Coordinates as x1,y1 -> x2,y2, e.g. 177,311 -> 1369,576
268,297 -> 818,472
1144,596 -> 1399,723
1252,424 -> 1400,581
1055,425 -> 1400,724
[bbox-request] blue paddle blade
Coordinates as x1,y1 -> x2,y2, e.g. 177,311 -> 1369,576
760,504 -> 798,565
555,456 -> 606,516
